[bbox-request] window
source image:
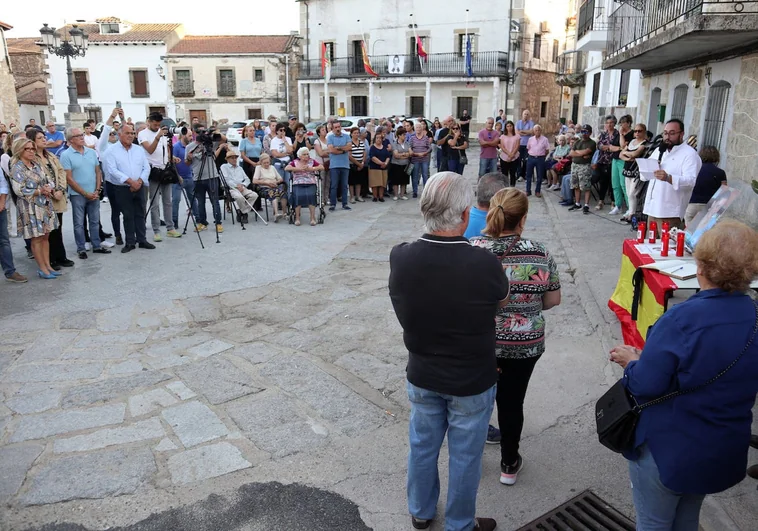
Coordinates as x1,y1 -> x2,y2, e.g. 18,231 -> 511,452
39,110 -> 45,123
174,69 -> 193,96
84,106 -> 102,123
410,96 -> 424,116
533,34 -> 542,60
254,69 -> 264,82
540,101 -> 548,118
457,33 -> 476,57
100,23 -> 119,34
702,81 -> 731,149
552,40 -> 559,63
456,96 -> 473,118
409,36 -> 428,73
618,69 -> 630,106
350,40 -> 364,74
247,108 -> 263,119
323,95 -> 335,116
591,72 -> 601,106
130,69 -> 149,98
351,95 -> 368,116
74,71 -> 90,97
670,84 -> 688,122
148,106 -> 166,116
217,69 -> 235,96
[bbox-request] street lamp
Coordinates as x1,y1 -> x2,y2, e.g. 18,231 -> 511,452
39,23 -> 89,114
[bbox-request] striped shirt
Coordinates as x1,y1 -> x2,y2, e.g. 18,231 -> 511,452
350,141 -> 365,165
409,133 -> 432,164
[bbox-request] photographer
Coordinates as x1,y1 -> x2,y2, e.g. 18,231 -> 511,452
209,128 -> 229,171
138,112 -> 182,241
185,128 -> 223,233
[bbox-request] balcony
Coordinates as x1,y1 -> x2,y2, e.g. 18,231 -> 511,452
605,0 -> 758,72
576,0 -> 610,52
298,51 -> 509,80
555,51 -> 586,87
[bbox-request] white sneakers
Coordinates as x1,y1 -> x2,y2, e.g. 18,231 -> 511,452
608,206 -> 620,215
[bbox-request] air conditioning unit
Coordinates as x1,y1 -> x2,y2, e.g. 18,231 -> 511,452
540,21 -> 550,33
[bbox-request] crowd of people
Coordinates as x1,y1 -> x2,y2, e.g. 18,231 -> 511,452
391,168 -> 758,531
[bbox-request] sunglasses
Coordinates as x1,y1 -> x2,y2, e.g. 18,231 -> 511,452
634,129 -> 645,133
23,147 -> 36,152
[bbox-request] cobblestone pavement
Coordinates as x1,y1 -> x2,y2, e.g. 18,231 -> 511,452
1,151 -> 755,530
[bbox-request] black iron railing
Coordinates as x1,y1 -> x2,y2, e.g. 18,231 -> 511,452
577,0 -> 609,40
555,51 -> 586,87
298,51 -> 509,79
607,0 -> 755,54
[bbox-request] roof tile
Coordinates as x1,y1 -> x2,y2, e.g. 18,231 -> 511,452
169,35 -> 294,55
60,22 -> 180,43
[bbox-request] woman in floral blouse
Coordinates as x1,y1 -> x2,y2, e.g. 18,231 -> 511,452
470,187 -> 561,486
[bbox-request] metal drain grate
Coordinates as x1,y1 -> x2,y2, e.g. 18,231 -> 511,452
516,490 -> 635,531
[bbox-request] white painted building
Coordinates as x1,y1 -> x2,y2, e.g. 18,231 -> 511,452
574,0 -> 643,132
45,18 -> 183,124
166,35 -> 300,126
297,0 -> 512,125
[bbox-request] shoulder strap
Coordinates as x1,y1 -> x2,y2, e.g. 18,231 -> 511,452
638,299 -> 758,411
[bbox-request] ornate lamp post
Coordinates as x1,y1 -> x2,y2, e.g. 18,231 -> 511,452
39,23 -> 88,114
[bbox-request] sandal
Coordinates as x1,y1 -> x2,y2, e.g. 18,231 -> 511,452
310,220 -> 316,226
295,220 -> 301,226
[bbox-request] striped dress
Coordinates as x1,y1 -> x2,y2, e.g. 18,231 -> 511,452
469,234 -> 560,358
349,141 -> 367,186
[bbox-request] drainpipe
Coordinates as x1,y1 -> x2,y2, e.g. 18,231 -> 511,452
286,54 -> 291,113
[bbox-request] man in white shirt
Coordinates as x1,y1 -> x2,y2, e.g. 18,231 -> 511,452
83,121 -> 99,153
641,119 -> 701,235
220,151 -> 258,223
138,112 -> 181,241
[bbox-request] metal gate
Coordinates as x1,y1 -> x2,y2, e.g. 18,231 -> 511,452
702,81 -> 731,149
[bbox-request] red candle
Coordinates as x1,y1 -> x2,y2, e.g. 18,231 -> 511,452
661,232 -> 670,257
637,221 -> 646,244
648,221 -> 658,243
676,232 -> 685,257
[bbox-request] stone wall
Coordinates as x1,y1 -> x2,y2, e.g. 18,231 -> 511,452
725,52 -> 758,186
518,69 -> 563,136
580,105 -> 639,134
0,63 -> 20,125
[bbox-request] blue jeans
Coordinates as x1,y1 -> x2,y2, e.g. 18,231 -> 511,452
0,208 -> 16,277
525,155 -> 546,194
407,381 -> 496,531
478,157 -> 497,177
172,179 -> 197,228
518,145 -> 528,177
561,174 -> 573,202
447,159 -> 465,175
329,167 -> 349,207
70,194 -> 101,252
411,160 -> 430,196
628,445 -> 705,531
194,179 -> 222,225
274,163 -> 290,186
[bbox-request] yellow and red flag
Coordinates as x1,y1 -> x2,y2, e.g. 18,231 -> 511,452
608,240 -> 677,348
321,42 -> 331,80
416,35 -> 428,60
361,40 -> 379,77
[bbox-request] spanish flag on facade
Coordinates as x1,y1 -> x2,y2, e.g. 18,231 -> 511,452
608,240 -> 677,348
321,42 -> 331,80
361,40 -> 379,77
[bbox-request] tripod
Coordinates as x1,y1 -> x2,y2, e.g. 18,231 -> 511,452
183,146 -> 226,243
145,137 -> 204,248
217,166 -> 268,227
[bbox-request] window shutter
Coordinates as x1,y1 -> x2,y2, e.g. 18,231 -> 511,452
132,70 -> 148,96
74,71 -> 89,97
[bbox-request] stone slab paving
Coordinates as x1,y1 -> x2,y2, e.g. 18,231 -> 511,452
2,153 -> 754,529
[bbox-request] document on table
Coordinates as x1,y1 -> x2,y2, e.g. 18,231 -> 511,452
640,260 -> 698,280
636,158 -> 661,180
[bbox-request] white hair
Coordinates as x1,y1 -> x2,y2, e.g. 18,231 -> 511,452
419,171 -> 474,233
65,127 -> 81,141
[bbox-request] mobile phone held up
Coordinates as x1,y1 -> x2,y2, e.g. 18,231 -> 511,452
116,101 -> 122,109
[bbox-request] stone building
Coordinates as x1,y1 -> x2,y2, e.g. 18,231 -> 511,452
7,37 -> 52,125
0,20 -> 21,126
166,34 -> 301,125
604,0 -> 758,187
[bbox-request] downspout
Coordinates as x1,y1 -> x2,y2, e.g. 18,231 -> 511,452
286,54 -> 290,113
305,0 -> 311,121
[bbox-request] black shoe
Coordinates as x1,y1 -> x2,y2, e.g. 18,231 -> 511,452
115,236 -> 124,245
241,213 -> 249,223
78,251 -> 88,259
750,434 -> 758,449
526,191 -> 532,196
100,231 -> 112,239
583,205 -> 590,215
121,244 -> 136,254
747,464 -> 758,480
411,516 -> 431,530
474,517 -> 497,531
413,193 -> 418,198
568,203 -> 581,211
27,249 -> 34,259
92,248 -> 112,254
50,263 -> 61,271
372,197 -> 378,202
160,220 -> 166,226
329,206 -> 335,212
59,259 -> 75,267
378,197 -> 385,202
138,242 -> 156,250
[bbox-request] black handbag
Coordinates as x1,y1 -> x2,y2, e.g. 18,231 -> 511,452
596,299 -> 758,454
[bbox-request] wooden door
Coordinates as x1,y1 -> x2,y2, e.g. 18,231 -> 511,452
190,110 -> 207,126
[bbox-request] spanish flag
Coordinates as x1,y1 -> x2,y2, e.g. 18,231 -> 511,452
608,240 -> 677,348
321,42 -> 331,80
416,35 -> 428,59
361,40 -> 379,77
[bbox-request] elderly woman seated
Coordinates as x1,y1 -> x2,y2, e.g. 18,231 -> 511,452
284,147 -> 324,226
252,153 -> 288,222
220,151 -> 258,224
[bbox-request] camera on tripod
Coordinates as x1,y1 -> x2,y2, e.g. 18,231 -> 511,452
167,126 -> 188,137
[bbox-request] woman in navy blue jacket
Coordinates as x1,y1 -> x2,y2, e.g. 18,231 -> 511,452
610,220 -> 758,531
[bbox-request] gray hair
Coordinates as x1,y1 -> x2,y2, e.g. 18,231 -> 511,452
420,171 -> 474,233
476,173 -> 507,207
65,127 -> 81,141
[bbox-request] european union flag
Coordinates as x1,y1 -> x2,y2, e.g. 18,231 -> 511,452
465,35 -> 473,77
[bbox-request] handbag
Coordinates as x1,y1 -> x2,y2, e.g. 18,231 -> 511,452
622,160 -> 640,180
596,300 -> 758,454
459,151 -> 468,165
405,162 -> 414,177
